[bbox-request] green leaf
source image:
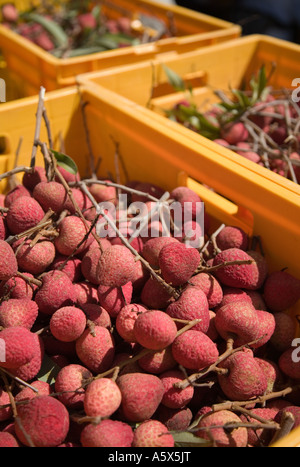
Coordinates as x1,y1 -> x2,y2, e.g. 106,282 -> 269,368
172,431 -> 211,447
250,65 -> 268,104
51,150 -> 78,175
36,354 -> 62,385
162,64 -> 186,92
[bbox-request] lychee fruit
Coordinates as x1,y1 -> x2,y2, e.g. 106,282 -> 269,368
117,372 -> 164,422
6,196 -> 45,234
158,242 -> 200,286
171,330 -> 219,370
169,186 -> 203,220
14,380 -> 51,403
0,272 -> 36,300
75,326 -> 115,374
80,419 -> 134,447
89,181 -> 117,204
81,303 -> 112,330
0,326 -> 36,369
156,405 -> 193,432
263,270 -> 300,311
195,409 -> 248,447
50,306 -> 87,342
14,395 -> 70,447
270,312 -> 296,352
132,420 -> 174,447
159,369 -> 194,409
0,432 -> 19,447
34,270 -> 77,315
133,310 -> 178,350
0,389 -> 13,421
32,181 -> 68,213
0,298 -> 38,330
54,216 -> 94,257
84,378 -> 122,418
97,245 -> 136,287
140,277 -> 173,310
81,245 -> 105,284
97,282 -> 133,318
212,248 -> 267,290
13,237 -> 56,274
221,121 -> 249,145
216,225 -> 249,251
217,348 -> 268,401
166,286 -> 210,333
74,281 -> 99,306
187,272 -> 223,308
278,347 -> 300,380
131,181 -> 165,203
22,166 -> 47,191
0,213 -> 6,241
142,237 -> 179,268
51,255 -> 83,282
4,184 -> 31,208
138,346 -> 177,374
54,364 -> 93,409
10,333 -> 44,382
240,407 -> 278,446
0,240 -> 18,280
115,303 -> 148,343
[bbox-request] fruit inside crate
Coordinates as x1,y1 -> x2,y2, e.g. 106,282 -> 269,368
78,35 -> 300,193
0,85 -> 300,447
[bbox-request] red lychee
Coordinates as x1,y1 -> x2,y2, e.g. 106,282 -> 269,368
159,369 -> 194,409
50,306 -> 87,342
132,420 -> 174,447
97,282 -> 133,318
171,330 -> 219,370
80,419 -> 134,447
34,270 -> 77,315
0,298 -> 38,329
216,225 -> 249,251
263,270 -> 300,312
84,378 -> 122,418
97,245 -> 136,287
158,242 -> 200,286
116,303 -> 148,343
13,237 -> 56,274
14,395 -> 70,447
6,196 -> 45,235
54,364 -> 93,409
0,240 -> 18,280
133,310 -> 177,350
75,326 -> 115,374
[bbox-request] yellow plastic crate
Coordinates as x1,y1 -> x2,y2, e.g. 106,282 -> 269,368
77,34 -> 300,196
0,84 -> 299,446
0,0 -> 240,98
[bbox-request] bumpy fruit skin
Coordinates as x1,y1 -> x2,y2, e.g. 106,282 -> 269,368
14,380 -> 51,403
22,166 -> 47,191
84,378 -> 122,418
0,298 -> 38,330
74,281 -> 99,306
169,185 -> 202,220
188,273 -> 223,308
80,419 -> 134,447
0,432 -> 19,447
54,364 -> 93,409
6,196 -> 45,235
263,270 -> 300,311
140,277 -> 173,310
54,216 -> 94,257
34,270 -> 77,315
81,303 -> 112,330
0,240 -> 18,281
270,312 -> 296,352
75,326 -> 115,374
116,303 -> 148,342
159,370 -> 194,409
117,372 -> 165,422
81,246 -> 104,284
158,242 -> 200,286
0,390 -> 13,421
14,395 -> 70,447
0,272 -> 35,300
216,225 -> 249,251
4,184 -> 31,208
0,326 -> 36,369
212,248 -> 267,290
97,245 -> 136,287
171,330 -> 219,370
138,346 -> 176,374
97,282 -> 133,318
133,310 -> 177,350
132,420 -> 174,447
196,410 -> 248,447
166,286 -> 210,333
142,237 -> 179,268
33,181 -> 68,214
217,349 -> 268,401
10,333 -> 44,382
51,255 -> 83,282
13,237 -> 56,274
50,306 -> 86,342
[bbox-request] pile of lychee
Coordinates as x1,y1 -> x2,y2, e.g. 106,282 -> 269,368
0,162 -> 300,448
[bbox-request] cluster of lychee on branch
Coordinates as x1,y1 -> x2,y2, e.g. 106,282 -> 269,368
0,87 -> 299,447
